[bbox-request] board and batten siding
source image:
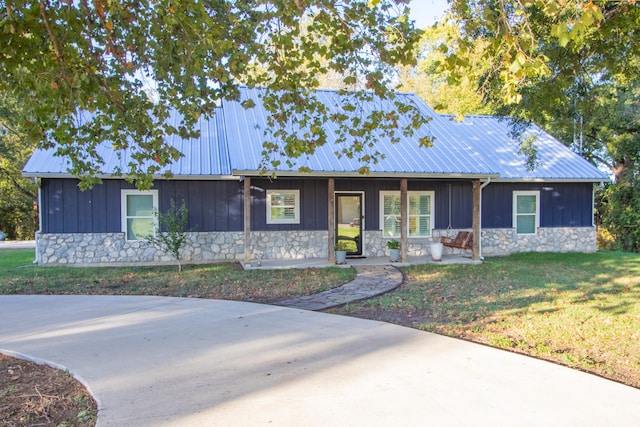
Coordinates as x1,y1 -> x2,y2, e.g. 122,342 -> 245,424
40,178 -> 244,234
250,178 -> 328,231
39,178 -> 595,237
335,178 -> 474,231
482,182 -> 594,228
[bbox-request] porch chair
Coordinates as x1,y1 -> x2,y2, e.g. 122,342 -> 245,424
440,231 -> 474,250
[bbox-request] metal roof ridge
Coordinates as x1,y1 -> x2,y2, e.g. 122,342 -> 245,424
235,85 -> 419,99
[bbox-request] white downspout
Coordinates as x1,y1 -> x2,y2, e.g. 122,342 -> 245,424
479,177 -> 492,260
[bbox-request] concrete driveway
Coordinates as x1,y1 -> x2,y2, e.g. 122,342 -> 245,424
1,295 -> 638,426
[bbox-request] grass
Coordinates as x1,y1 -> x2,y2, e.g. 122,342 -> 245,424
0,249 -> 356,303
2,248 -> 639,388
332,251 -> 640,388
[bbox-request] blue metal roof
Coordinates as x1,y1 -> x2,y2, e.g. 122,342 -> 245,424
23,88 -> 609,182
438,115 -> 609,181
23,109 -> 232,178
224,87 -> 497,176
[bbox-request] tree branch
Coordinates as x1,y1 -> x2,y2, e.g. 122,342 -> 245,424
40,1 -> 65,68
0,166 -> 38,202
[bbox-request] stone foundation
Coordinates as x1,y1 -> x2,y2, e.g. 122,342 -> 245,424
248,231 -> 328,261
364,231 -> 438,257
35,230 -> 328,266
480,227 -> 597,256
35,226 -> 597,265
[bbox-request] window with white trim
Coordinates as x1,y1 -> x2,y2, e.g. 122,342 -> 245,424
267,189 -> 300,224
380,191 -> 434,238
121,190 -> 158,240
513,191 -> 539,234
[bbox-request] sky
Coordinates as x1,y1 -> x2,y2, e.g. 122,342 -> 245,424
409,0 -> 450,28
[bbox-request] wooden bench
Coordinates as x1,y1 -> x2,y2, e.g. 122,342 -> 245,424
440,231 -> 473,250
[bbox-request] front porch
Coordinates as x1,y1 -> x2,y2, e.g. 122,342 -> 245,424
242,254 -> 481,270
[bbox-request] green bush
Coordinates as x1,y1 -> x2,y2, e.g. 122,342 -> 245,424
599,181 -> 640,252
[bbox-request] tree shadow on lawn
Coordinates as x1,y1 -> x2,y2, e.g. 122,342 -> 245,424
331,252 -> 640,388
334,251 -> 640,327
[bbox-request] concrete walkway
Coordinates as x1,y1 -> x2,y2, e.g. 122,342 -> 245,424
275,265 -> 403,310
1,295 -> 639,427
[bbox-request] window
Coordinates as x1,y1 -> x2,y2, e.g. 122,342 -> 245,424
409,192 -> 433,237
513,191 -> 539,234
121,190 -> 158,240
380,191 -> 434,238
267,190 -> 300,224
381,191 -> 401,237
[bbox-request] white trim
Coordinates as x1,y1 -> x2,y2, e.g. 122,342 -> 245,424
266,189 -> 300,224
121,189 -> 159,240
513,190 -> 540,235
379,190 -> 435,238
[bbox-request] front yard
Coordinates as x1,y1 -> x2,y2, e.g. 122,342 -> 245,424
1,249 -> 638,388
331,251 -> 640,388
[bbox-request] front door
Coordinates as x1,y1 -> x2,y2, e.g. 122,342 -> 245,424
335,193 -> 363,256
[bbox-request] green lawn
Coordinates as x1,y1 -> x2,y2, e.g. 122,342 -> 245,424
2,249 -> 638,388
0,249 -> 355,303
332,251 -> 640,388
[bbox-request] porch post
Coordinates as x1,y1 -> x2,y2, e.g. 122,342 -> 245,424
400,178 -> 408,262
244,177 -> 251,265
328,178 -> 335,264
472,179 -> 481,261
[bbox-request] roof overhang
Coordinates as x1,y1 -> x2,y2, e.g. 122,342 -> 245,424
233,170 -> 501,180
22,172 -> 240,181
493,177 -> 611,184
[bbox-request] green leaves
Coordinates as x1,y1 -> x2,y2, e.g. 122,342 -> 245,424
1,0 -> 424,188
443,0 -> 612,106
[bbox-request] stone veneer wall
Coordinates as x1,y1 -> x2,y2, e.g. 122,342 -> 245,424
480,227 -> 597,256
35,230 -> 329,266
35,226 -> 596,265
364,231 -> 437,257
249,231 -> 328,261
366,227 -> 597,258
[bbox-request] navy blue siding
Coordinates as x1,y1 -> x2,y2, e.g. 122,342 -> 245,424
250,178 -> 328,231
335,179 -> 472,231
40,178 -> 594,235
41,178 -> 244,233
41,179 -> 125,233
482,182 -> 594,228
337,178 -> 397,231
161,180 -> 244,232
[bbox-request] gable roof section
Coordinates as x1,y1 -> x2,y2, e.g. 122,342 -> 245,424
224,87 -> 497,177
23,87 -> 609,182
439,115 -> 609,182
23,110 -> 233,179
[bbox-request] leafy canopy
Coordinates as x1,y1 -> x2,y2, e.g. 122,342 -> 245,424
398,18 -> 496,118
445,0 -> 640,250
0,92 -> 38,239
1,0 -> 426,189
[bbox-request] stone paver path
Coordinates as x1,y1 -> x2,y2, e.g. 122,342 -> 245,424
275,265 -> 403,310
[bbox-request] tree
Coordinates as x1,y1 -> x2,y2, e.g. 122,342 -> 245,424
446,0 -> 640,250
398,18 -> 496,117
1,1 -> 427,189
148,199 -> 191,272
444,0 -> 639,164
0,92 -> 38,240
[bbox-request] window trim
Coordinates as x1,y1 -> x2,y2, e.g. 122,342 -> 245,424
121,189 -> 159,241
513,190 -> 540,235
266,189 -> 300,224
379,190 -> 435,238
